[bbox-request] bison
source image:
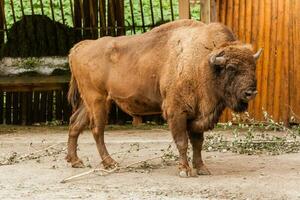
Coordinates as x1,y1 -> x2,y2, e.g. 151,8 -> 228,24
66,19 -> 262,177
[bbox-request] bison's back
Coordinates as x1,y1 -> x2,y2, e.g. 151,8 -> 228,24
68,20 -> 237,115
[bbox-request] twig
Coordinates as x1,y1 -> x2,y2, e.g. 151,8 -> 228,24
60,154 -> 166,183
60,167 -> 117,183
17,142 -> 65,160
0,142 -> 66,166
122,155 -> 164,169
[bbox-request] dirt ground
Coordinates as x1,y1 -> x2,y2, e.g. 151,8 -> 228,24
0,126 -> 299,200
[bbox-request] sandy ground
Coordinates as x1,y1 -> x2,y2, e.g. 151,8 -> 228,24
0,126 -> 299,200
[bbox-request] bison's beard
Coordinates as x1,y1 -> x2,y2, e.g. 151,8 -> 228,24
232,100 -> 249,113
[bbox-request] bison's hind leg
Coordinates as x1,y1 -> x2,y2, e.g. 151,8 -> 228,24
66,103 -> 89,168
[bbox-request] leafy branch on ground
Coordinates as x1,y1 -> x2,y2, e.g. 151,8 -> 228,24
205,110 -> 300,155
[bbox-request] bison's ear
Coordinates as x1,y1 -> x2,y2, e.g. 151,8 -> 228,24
209,52 -> 226,67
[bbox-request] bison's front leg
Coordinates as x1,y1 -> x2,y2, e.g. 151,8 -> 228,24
167,112 -> 192,177
187,131 -> 211,175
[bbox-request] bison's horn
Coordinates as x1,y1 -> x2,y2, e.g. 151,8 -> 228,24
210,54 -> 226,65
253,48 -> 263,60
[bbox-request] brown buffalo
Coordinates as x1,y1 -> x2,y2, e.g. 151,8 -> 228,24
66,19 -> 262,177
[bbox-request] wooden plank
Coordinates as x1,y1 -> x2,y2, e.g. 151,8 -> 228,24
288,0 -> 295,123
291,0 -> 300,122
245,0 -> 252,43
280,0 -> 290,124
219,0 -> 226,24
0,76 -> 70,92
273,0 -> 284,122
89,0 -> 98,38
26,92 -> 33,125
226,0 -> 233,30
107,0 -> 116,36
253,0 -> 265,120
40,92 -> 47,122
12,92 -> 19,124
210,0 -> 217,22
83,0 -> 92,38
238,0 -> 245,41
62,84 -> 71,123
232,0 -> 239,35
248,0 -> 258,118
115,0 -> 125,35
0,0 -> 4,50
179,0 -> 190,19
5,92 -> 12,124
260,0 -> 271,115
215,0 -> 220,22
33,92 -> 40,123
55,90 -> 63,121
200,0 -> 210,23
74,0 -> 82,38
99,0 -> 106,36
47,91 -> 54,122
20,92 -> 27,125
266,0 -> 278,119
0,92 -> 3,124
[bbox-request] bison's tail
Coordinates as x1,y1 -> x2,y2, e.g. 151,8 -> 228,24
68,74 -> 81,111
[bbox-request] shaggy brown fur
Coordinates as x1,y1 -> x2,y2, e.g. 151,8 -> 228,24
66,19 -> 262,176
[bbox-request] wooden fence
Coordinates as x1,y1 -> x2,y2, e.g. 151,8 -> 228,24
0,0 -> 187,125
216,0 -> 300,124
0,0 -> 299,125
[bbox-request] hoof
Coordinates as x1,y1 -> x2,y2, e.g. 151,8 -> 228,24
66,155 -> 85,168
195,165 -> 211,175
179,168 -> 198,178
178,163 -> 195,178
102,157 -> 118,169
71,159 -> 85,168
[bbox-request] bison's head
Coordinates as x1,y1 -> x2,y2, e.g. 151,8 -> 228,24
209,44 -> 263,112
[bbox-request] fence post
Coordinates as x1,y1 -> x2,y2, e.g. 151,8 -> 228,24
115,0 -> 125,36
74,0 -> 82,39
83,0 -> 98,39
0,0 -> 4,50
200,0 -> 210,23
179,0 -> 190,19
0,0 -> 4,124
210,0 -> 217,22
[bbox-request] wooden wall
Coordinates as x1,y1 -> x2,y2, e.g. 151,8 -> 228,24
216,0 -> 300,124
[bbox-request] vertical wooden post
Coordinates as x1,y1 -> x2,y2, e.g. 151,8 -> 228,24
115,0 -> 125,36
200,0 -> 210,23
86,0 -> 98,39
83,0 -> 91,38
74,0 -> 82,39
99,0 -> 106,37
0,0 -> 4,50
210,0 -> 217,22
107,0 -> 116,36
179,0 -> 190,19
